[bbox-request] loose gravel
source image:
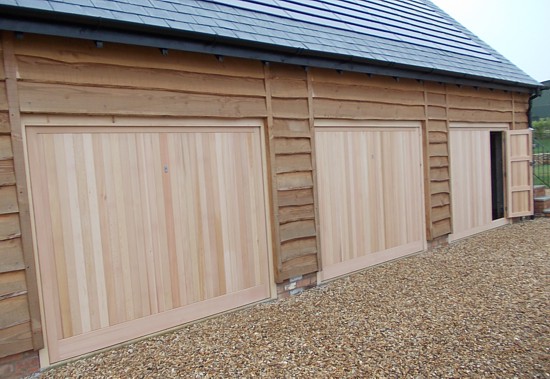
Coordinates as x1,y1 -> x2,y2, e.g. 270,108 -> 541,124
37,219 -> 549,378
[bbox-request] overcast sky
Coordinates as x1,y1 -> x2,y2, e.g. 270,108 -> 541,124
430,0 -> 550,83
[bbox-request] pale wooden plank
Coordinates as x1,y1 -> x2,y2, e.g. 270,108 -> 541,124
268,63 -> 307,80
310,67 -> 423,91
276,171 -> 313,191
429,143 -> 448,157
270,78 -> 308,98
15,34 -> 265,78
431,193 -> 450,207
0,295 -> 30,329
429,156 -> 449,167
0,270 -> 26,299
0,238 -> 24,273
447,94 -> 512,111
277,189 -> 314,207
0,213 -> 20,240
0,159 -> 15,186
280,237 -> 317,262
272,118 -> 311,138
313,81 -> 424,105
430,180 -> 450,195
0,113 -> 10,133
507,129 -> 533,217
273,138 -> 311,155
430,167 -> 450,181
432,218 -> 452,238
427,105 -> 446,119
280,254 -> 318,281
18,82 -> 268,117
278,205 -> 315,224
427,120 -> 447,132
428,131 -> 447,143
0,322 -> 33,358
448,108 -> 512,123
0,82 -> 7,111
271,98 -> 309,118
313,99 -> 425,120
279,220 -> 316,243
16,55 -> 267,97
0,185 -> 18,214
275,154 -> 312,174
432,205 -> 451,223
426,92 -> 446,106
0,135 -> 12,160
445,85 -> 512,100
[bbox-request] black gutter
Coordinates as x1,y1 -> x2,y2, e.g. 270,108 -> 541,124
0,12 -> 543,93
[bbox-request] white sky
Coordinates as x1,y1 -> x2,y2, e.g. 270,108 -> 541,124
430,0 -> 550,83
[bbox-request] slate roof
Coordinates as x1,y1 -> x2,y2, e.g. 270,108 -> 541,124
0,0 -> 540,88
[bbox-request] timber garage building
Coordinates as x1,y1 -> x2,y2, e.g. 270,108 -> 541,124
0,0 -> 541,372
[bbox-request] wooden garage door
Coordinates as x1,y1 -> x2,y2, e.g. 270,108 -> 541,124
26,121 -> 271,363
315,121 -> 425,281
449,125 -> 533,241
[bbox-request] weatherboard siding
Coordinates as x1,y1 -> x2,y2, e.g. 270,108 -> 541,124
0,32 -> 532,359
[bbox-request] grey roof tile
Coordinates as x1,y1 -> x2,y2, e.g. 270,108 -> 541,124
0,0 -> 539,86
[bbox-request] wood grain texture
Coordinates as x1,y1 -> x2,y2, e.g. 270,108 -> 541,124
449,128 -> 493,238
0,270 -> 27,299
277,189 -> 314,207
26,124 -> 271,362
272,119 -> 310,138
0,295 -> 30,329
0,159 -> 15,186
275,154 -> 312,174
0,135 -> 13,160
0,322 -> 33,358
280,237 -> 317,263
507,130 -> 533,217
3,32 -> 44,352
313,82 -> 424,105
278,204 -> 315,224
313,99 -> 425,120
16,55 -> 267,97
15,34 -> 264,79
0,213 -> 20,241
18,82 -> 267,117
315,123 -> 425,281
0,113 -> 10,133
0,185 -> 18,214
0,238 -> 24,273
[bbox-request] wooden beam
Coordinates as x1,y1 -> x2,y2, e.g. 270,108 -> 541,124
2,31 -> 44,350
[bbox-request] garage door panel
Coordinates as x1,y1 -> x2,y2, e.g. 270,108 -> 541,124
315,124 -> 425,281
27,125 -> 270,362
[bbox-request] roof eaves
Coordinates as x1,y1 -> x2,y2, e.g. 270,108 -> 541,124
0,5 -> 542,92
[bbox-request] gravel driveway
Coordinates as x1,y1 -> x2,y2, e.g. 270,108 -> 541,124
37,219 -> 549,378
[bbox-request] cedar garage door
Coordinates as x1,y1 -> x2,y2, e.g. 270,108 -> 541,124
315,121 -> 425,281
26,118 -> 271,363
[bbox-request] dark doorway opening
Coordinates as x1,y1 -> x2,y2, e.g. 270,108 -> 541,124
490,131 -> 505,220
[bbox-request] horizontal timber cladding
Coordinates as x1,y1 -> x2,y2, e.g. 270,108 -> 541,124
25,119 -> 272,362
1,34 -> 38,359
265,63 -> 319,283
